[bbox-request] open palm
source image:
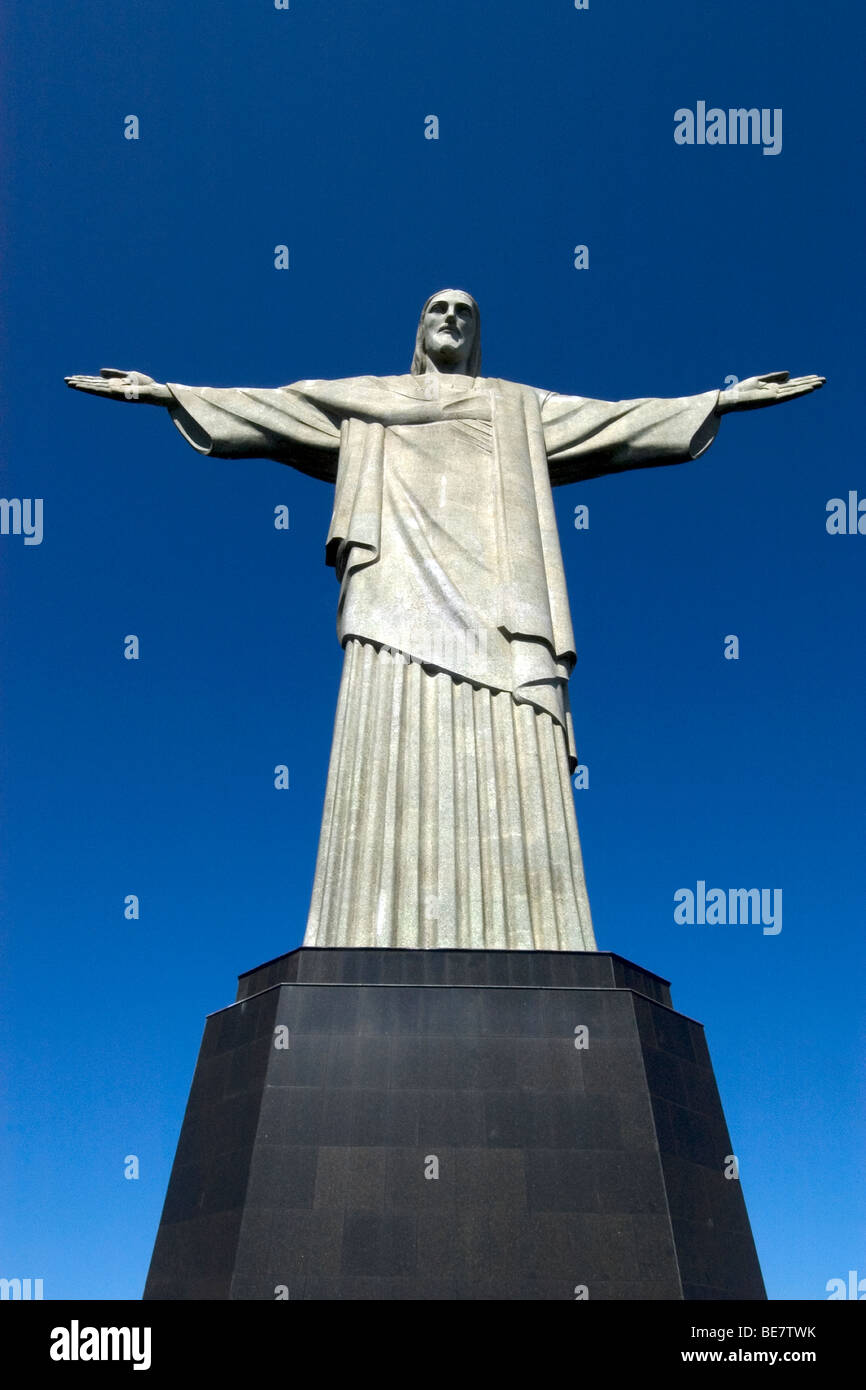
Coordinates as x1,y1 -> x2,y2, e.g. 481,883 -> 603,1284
64,368 -> 172,405
716,371 -> 825,414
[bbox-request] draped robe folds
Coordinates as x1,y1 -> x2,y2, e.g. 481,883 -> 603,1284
167,373 -> 721,951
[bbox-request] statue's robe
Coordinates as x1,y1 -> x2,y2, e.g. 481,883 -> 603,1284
166,373 -> 720,950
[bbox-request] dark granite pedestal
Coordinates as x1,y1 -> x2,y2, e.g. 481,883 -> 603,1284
143,949 -> 766,1300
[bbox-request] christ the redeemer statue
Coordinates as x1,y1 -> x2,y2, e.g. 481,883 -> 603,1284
66,291 -> 823,953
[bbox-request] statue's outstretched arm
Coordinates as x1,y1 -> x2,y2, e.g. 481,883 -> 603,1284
543,387 -> 722,486
543,371 -> 825,488
64,369 -> 342,484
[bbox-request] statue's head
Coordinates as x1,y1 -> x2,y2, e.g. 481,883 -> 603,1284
411,289 -> 481,376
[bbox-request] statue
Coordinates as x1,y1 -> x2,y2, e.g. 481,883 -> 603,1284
65,290 -> 824,953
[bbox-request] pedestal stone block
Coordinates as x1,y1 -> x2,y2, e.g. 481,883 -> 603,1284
143,949 -> 766,1301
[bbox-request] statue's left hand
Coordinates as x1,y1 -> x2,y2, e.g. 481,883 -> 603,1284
715,371 -> 825,415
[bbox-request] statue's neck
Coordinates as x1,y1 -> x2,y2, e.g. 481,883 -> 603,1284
424,352 -> 474,376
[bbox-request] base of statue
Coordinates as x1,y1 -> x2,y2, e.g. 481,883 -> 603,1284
143,948 -> 766,1300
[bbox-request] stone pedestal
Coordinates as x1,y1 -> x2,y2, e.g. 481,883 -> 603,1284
143,949 -> 766,1300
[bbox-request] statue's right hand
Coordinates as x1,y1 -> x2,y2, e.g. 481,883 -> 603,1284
64,368 -> 172,405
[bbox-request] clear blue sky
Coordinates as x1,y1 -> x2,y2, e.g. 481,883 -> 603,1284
1,0 -> 862,1300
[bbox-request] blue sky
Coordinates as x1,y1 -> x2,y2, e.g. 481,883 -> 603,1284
1,0 -> 863,1300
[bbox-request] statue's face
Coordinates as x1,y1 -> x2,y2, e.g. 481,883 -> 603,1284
422,291 -> 476,369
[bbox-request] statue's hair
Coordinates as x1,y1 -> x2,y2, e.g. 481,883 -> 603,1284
411,289 -> 481,376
